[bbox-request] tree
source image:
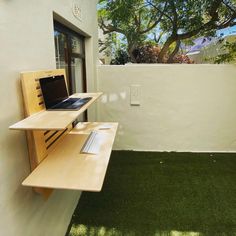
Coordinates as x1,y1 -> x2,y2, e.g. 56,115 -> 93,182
134,44 -> 194,63
213,41 -> 236,63
110,48 -> 130,64
98,0 -> 236,63
98,0 -> 167,62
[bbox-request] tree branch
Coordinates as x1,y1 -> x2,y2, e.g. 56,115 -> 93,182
167,40 -> 181,63
169,0 -> 178,35
176,1 -> 222,41
146,0 -> 173,25
208,0 -> 222,19
217,19 -> 236,29
139,1 -> 168,34
153,32 -> 164,44
99,18 -> 125,35
222,0 -> 236,13
177,12 -> 236,41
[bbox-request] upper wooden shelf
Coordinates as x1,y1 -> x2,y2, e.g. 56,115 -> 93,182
22,122 -> 118,191
9,93 -> 102,131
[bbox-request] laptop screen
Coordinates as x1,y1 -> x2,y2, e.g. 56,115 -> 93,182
39,75 -> 68,109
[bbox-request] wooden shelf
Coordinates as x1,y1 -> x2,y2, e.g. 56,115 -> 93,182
22,122 -> 118,191
9,93 -> 102,131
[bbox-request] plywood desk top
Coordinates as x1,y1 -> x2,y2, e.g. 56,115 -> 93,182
9,93 -> 102,131
22,122 -> 118,191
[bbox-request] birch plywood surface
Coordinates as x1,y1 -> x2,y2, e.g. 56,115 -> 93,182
9,93 -> 102,130
22,123 -> 118,191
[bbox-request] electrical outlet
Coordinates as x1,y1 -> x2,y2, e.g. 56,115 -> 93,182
130,84 -> 141,106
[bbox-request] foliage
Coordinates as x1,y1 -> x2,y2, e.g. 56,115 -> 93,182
110,48 -> 130,65
99,33 -> 114,57
98,0 -> 164,61
133,44 -> 194,63
134,45 -> 161,63
213,41 -> 236,63
98,0 -> 236,63
173,54 -> 194,64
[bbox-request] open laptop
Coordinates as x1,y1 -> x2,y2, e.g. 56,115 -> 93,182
39,75 -> 92,110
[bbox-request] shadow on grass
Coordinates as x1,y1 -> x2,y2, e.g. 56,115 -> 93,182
67,151 -> 236,236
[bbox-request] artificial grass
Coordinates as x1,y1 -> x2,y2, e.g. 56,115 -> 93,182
67,151 -> 236,236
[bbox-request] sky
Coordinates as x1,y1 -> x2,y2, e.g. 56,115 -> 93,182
217,25 -> 236,37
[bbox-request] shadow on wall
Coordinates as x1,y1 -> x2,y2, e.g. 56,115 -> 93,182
101,92 -> 127,103
99,92 -> 140,149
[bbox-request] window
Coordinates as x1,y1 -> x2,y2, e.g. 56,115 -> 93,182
54,21 -> 87,121
54,21 -> 86,95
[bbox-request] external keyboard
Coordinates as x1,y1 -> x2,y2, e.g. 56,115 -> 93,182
81,131 -> 101,154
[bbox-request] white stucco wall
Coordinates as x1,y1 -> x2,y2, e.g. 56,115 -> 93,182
97,64 -> 236,152
0,1 -> 98,236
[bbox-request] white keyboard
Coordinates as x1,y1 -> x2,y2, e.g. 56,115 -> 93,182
81,131 -> 101,154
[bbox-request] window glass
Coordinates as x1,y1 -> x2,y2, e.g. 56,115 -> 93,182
54,30 -> 69,86
70,36 -> 83,55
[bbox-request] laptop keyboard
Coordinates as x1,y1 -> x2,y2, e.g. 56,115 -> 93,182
67,98 -> 81,103
52,97 -> 92,109
70,97 -> 92,108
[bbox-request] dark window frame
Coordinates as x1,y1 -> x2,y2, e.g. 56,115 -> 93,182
53,21 -> 87,95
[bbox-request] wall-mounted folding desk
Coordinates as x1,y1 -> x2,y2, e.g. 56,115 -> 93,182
9,69 -> 118,199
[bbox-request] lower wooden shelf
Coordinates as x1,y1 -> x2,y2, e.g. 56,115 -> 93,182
22,122 -> 118,192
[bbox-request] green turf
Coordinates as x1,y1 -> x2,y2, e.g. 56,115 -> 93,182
67,151 -> 236,236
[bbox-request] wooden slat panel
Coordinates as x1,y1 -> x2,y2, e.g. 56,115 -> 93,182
46,126 -> 71,153
19,69 -> 68,198
37,97 -> 44,104
38,101 -> 44,107
44,130 -> 56,140
45,130 -> 66,148
35,82 -> 40,89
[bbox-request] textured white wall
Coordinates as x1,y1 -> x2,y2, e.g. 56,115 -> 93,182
0,1 -> 98,236
97,64 -> 236,152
